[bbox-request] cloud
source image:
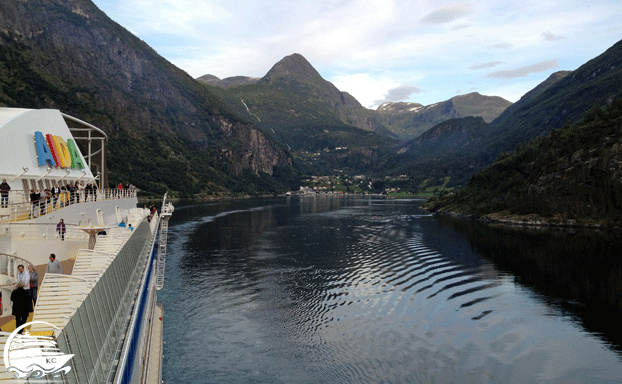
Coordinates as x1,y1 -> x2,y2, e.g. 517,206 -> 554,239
542,31 -> 564,41
420,2 -> 473,24
486,60 -> 559,79
470,61 -> 504,70
374,85 -> 424,105
452,23 -> 473,30
489,42 -> 513,49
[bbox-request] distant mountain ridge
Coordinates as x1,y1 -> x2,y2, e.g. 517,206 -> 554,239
393,38 -> 622,191
196,74 -> 260,88
376,92 -> 511,140
198,55 -> 512,142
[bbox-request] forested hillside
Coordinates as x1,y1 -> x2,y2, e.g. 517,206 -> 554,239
426,98 -> 622,227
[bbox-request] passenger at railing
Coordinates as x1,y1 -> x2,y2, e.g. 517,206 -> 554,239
0,179 -> 10,208
85,183 -> 92,202
41,189 -> 50,215
117,182 -> 123,198
118,220 -> 126,228
28,265 -> 39,306
52,183 -> 61,209
30,190 -> 40,218
66,182 -> 74,205
16,265 -> 30,292
11,281 -> 31,334
77,181 -> 84,203
46,254 -> 63,274
60,185 -> 68,207
56,219 -> 66,241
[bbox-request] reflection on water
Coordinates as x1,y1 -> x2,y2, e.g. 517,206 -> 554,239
437,214 -> 622,351
161,196 -> 622,383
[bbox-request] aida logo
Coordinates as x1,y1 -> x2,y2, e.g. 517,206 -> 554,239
34,131 -> 85,169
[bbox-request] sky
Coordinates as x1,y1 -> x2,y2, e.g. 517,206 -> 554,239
91,0 -> 622,109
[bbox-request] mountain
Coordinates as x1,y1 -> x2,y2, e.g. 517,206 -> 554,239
398,116 -> 488,154
425,98 -> 622,227
487,41 -> 622,153
196,74 -> 260,88
376,93 -> 512,140
393,38 -> 622,192
200,54 -> 516,175
0,0 -> 298,197
203,53 -> 398,174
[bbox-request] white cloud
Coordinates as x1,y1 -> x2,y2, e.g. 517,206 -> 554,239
331,73 -> 415,109
542,31 -> 564,41
486,60 -> 559,79
374,85 -> 425,106
470,61 -> 505,70
420,2 -> 474,24
91,0 -> 622,106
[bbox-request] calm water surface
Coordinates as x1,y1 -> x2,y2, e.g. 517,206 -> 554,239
160,196 -> 622,383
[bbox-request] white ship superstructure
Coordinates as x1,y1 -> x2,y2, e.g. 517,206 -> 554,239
0,108 -> 172,383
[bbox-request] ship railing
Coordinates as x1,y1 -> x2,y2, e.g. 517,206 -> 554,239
0,253 -> 35,279
5,223 -> 88,242
0,188 -> 137,223
53,215 -> 155,384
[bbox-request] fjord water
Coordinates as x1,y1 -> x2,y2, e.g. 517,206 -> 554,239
160,197 -> 622,383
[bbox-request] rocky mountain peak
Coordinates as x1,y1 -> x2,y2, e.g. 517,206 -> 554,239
261,53 -> 324,85
376,102 -> 425,114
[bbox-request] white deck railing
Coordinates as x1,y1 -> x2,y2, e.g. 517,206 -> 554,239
0,188 -> 136,224
6,223 -> 88,242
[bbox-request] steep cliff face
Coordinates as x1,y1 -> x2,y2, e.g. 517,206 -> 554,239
0,0 -> 296,195
215,116 -> 292,175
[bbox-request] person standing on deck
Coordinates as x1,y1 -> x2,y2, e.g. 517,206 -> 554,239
56,219 -> 66,241
29,190 -> 39,218
51,183 -> 61,209
16,265 -> 30,292
28,265 -> 39,306
46,254 -> 63,274
11,282 -> 31,334
0,179 -> 9,208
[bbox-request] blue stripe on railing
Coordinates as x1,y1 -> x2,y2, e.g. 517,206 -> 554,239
119,240 -> 158,383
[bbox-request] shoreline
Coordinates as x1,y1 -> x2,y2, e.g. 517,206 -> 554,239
431,209 -> 622,232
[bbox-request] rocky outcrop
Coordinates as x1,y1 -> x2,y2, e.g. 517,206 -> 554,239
214,116 -> 292,175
